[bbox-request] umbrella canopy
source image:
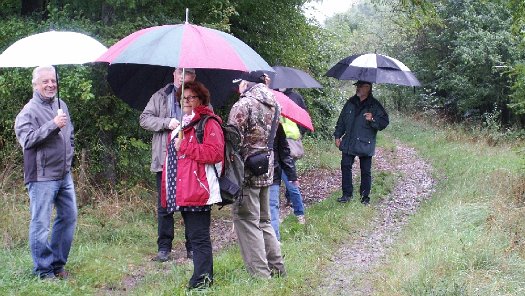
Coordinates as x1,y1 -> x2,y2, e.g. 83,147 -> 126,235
269,66 -> 322,89
271,90 -> 314,132
325,53 -> 421,86
108,64 -> 242,110
0,31 -> 107,67
97,23 -> 274,110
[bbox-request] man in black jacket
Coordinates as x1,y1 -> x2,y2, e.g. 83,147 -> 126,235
333,80 -> 389,205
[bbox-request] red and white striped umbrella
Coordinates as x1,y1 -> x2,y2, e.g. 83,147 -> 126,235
325,53 -> 421,86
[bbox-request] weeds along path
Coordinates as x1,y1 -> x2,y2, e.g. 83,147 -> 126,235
317,141 -> 435,296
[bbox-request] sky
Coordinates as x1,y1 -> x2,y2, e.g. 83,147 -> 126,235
303,0 -> 358,25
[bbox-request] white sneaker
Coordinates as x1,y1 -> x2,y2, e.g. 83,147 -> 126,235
297,215 -> 306,225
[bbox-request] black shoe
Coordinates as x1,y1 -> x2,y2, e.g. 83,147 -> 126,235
337,195 -> 352,203
360,196 -> 370,205
152,250 -> 170,262
40,273 -> 57,280
186,250 -> 193,259
188,276 -> 213,290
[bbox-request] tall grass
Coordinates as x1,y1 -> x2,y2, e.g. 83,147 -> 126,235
374,114 -> 525,295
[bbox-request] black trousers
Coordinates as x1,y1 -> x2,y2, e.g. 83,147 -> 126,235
341,153 -> 372,197
181,211 -> 213,287
156,172 -> 191,252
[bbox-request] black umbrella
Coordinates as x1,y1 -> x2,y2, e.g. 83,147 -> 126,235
107,64 -> 243,110
325,53 -> 421,86
269,66 -> 322,89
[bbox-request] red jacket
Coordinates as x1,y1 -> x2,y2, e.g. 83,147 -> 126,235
176,106 -> 224,206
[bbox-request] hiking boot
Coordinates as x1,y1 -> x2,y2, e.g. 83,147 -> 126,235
152,250 -> 171,262
186,250 -> 193,259
360,196 -> 370,205
270,268 -> 287,278
297,215 -> 306,225
337,195 -> 352,203
40,273 -> 57,280
54,270 -> 71,280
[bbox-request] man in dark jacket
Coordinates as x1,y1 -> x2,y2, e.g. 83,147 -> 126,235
333,80 -> 389,205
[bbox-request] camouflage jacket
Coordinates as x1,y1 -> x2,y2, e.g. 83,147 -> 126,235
228,83 -> 281,187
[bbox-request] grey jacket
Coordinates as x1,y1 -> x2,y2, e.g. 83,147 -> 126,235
139,83 -> 180,173
14,92 -> 75,184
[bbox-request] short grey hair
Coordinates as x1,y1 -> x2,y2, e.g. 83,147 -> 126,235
32,66 -> 56,85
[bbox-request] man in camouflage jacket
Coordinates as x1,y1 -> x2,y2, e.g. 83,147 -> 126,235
227,72 -> 286,278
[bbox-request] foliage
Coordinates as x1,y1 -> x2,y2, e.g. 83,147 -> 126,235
386,0 -> 525,126
0,0 -> 344,189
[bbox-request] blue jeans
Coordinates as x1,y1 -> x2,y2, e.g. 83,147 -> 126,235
269,184 -> 281,240
269,174 -> 305,241
282,172 -> 305,216
27,172 -> 77,278
341,153 -> 372,197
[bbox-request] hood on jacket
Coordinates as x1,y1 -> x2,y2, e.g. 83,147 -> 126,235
242,83 -> 278,108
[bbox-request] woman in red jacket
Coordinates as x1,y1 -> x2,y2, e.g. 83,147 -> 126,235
174,81 -> 224,289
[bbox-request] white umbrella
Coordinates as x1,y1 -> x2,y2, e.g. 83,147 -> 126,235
0,31 -> 107,67
0,31 -> 107,110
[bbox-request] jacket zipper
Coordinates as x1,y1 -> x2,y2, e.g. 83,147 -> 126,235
193,170 -> 210,195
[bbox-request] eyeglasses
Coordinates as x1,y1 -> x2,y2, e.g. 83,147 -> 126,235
183,95 -> 199,100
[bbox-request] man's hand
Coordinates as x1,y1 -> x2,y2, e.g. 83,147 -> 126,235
364,112 -> 374,122
168,118 -> 180,130
54,113 -> 67,128
335,138 -> 341,148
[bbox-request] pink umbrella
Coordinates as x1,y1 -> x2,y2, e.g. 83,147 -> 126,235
96,23 -> 273,110
271,90 -> 314,132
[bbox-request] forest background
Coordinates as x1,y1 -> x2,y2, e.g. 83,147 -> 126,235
1,0 -> 525,211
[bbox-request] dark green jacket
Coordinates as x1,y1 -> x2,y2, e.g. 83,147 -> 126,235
333,94 -> 389,156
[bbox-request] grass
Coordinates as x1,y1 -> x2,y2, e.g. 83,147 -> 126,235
374,114 -> 525,295
0,130 -> 396,295
2,113 -> 524,295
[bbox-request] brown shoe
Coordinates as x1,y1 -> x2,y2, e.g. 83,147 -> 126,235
54,270 -> 70,280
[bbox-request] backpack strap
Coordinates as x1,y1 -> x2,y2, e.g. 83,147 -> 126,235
266,106 -> 280,149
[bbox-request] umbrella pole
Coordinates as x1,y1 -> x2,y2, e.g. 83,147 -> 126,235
178,68 -> 186,139
55,66 -> 62,112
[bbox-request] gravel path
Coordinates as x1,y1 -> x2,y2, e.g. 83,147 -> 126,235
316,141 -> 435,295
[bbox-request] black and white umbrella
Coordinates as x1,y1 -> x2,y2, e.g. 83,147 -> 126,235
325,53 -> 421,86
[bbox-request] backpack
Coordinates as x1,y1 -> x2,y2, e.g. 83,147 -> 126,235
195,115 -> 244,206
